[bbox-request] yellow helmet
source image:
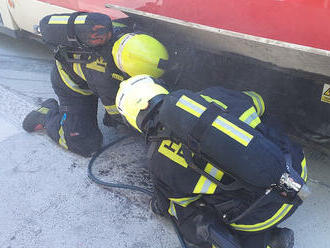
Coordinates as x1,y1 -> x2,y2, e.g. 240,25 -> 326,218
112,33 -> 169,78
116,75 -> 169,132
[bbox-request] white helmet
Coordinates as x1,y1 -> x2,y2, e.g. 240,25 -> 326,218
116,75 -> 169,132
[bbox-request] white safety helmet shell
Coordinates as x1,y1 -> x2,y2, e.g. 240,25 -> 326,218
116,75 -> 169,132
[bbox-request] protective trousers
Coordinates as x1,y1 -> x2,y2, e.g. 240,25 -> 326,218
154,190 -> 272,248
44,65 -> 103,157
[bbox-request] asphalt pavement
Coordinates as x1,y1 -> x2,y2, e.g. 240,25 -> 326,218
0,33 -> 329,248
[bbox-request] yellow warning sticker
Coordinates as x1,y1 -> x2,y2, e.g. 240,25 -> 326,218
321,83 -> 330,104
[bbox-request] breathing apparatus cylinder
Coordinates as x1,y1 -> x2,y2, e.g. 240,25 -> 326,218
39,12 -> 113,49
156,90 -> 311,195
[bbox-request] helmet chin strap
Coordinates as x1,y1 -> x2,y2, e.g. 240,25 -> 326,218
136,94 -> 167,132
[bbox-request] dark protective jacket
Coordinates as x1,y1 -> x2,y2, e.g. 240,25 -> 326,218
156,87 -> 305,189
150,86 -> 307,232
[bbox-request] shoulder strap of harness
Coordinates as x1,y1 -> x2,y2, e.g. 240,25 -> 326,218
181,144 -> 245,191
66,12 -> 100,63
144,103 -> 257,192
189,102 -> 226,151
186,101 -> 266,192
67,12 -> 87,46
54,50 -> 90,90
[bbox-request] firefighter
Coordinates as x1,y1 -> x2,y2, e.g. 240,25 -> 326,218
22,12 -> 168,157
115,75 -> 309,248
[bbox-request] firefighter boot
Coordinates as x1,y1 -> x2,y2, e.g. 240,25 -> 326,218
103,112 -> 118,128
267,227 -> 294,248
103,111 -> 126,128
149,194 -> 168,216
22,98 -> 58,132
149,188 -> 170,216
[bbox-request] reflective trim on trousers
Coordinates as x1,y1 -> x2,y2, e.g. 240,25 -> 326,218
230,204 -> 294,232
301,156 -> 308,182
58,113 -> 68,149
58,126 -> 68,149
168,201 -> 178,219
168,195 -> 202,207
230,143 -> 306,232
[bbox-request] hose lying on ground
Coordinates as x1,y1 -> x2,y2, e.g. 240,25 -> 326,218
87,134 -> 187,248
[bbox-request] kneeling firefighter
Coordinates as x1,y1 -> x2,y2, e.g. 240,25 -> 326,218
115,75 -> 310,248
22,12 -> 169,157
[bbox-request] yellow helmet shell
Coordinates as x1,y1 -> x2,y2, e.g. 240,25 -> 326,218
116,75 -> 169,132
112,33 -> 169,78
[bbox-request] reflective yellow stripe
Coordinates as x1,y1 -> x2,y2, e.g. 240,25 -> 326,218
168,201 -> 178,219
72,54 -> 86,81
232,155 -> 307,232
116,33 -> 138,71
239,106 -> 261,128
301,157 -> 308,182
74,15 -> 88,24
243,91 -> 265,116
158,140 -> 188,168
176,95 -> 207,118
158,140 -> 225,194
112,22 -> 127,27
86,57 -> 107,73
200,95 -> 228,109
58,126 -> 68,149
104,105 -> 120,115
48,15 -> 70,24
230,204 -> 293,231
212,116 -> 253,147
168,195 -> 202,207
176,95 -> 253,146
193,163 -> 224,194
111,73 -> 124,81
48,15 -> 87,24
38,107 -> 49,115
73,62 -> 86,80
56,61 -> 93,96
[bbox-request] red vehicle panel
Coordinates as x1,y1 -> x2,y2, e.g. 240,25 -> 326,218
38,0 -> 330,51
